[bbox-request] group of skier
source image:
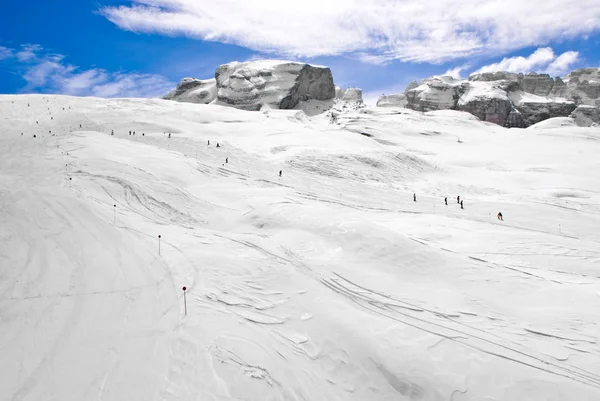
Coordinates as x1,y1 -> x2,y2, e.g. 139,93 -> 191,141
414,193 -> 503,220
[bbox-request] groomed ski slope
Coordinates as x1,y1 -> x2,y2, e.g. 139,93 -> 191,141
1,95 -> 600,401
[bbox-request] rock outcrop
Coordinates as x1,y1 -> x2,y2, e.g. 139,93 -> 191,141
570,105 -> 600,127
404,76 -> 465,112
376,94 -> 407,108
379,68 -> 600,127
214,60 -> 335,111
163,78 -> 217,104
335,87 -> 363,103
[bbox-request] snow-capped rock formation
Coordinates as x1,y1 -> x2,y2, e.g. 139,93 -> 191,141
508,91 -> 576,126
376,94 -> 407,108
404,76 -> 464,112
163,78 -> 217,104
214,60 -> 335,111
382,68 -> 600,127
571,105 -> 600,127
335,87 -> 363,103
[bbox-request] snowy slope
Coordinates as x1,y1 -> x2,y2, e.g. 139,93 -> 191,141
2,95 -> 600,401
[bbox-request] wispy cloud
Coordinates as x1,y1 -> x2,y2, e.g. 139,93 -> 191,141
2,44 -> 175,97
100,0 -> 600,64
0,46 -> 13,60
16,44 -> 43,62
474,47 -> 580,76
444,65 -> 469,79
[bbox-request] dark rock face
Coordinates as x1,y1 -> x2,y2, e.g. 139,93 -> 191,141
215,61 -> 335,111
458,96 -> 514,126
515,101 -> 577,126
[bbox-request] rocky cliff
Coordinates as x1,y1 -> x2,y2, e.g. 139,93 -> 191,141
379,68 -> 600,127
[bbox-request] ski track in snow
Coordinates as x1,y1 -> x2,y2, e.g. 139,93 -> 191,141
1,95 -> 600,400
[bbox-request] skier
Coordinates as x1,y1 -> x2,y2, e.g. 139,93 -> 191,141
168,133 -> 171,138
413,193 -> 417,202
111,129 -> 114,136
279,170 -> 282,177
216,143 -> 220,148
142,133 -> 145,136
207,140 -> 210,145
129,130 -> 131,135
457,195 -> 460,204
444,197 -> 448,205
80,124 -> 82,128
33,134 -> 36,138
497,212 -> 503,221
460,200 -> 464,209
225,158 -> 228,163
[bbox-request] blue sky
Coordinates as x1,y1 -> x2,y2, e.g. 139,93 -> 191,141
1,0 -> 599,104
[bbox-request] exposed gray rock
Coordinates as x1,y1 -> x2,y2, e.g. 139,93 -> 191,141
215,60 -> 335,111
405,81 -> 419,92
376,94 -> 407,108
163,78 -> 217,104
570,105 -> 600,127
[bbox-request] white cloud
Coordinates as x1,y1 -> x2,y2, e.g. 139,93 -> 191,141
100,0 -> 600,63
546,51 -> 580,76
444,65 -> 469,79
5,44 -> 175,98
474,47 -> 580,76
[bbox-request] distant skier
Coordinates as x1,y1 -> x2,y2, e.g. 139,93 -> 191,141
457,195 -> 460,204
33,134 -> 36,138
279,170 -> 282,177
413,193 -> 417,202
129,130 -> 131,135
207,140 -> 210,145
444,197 -> 448,205
497,212 -> 503,221
111,129 -> 114,136
80,124 -> 82,128
460,200 -> 464,209
216,143 -> 220,148
142,133 -> 145,136
168,133 -> 171,138
225,158 -> 228,163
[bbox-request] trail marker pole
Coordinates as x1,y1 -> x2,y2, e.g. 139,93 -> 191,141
182,286 -> 187,315
69,177 -> 72,188
113,204 -> 116,223
158,234 -> 162,255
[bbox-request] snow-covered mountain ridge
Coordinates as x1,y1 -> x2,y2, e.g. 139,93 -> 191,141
379,69 -> 600,127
